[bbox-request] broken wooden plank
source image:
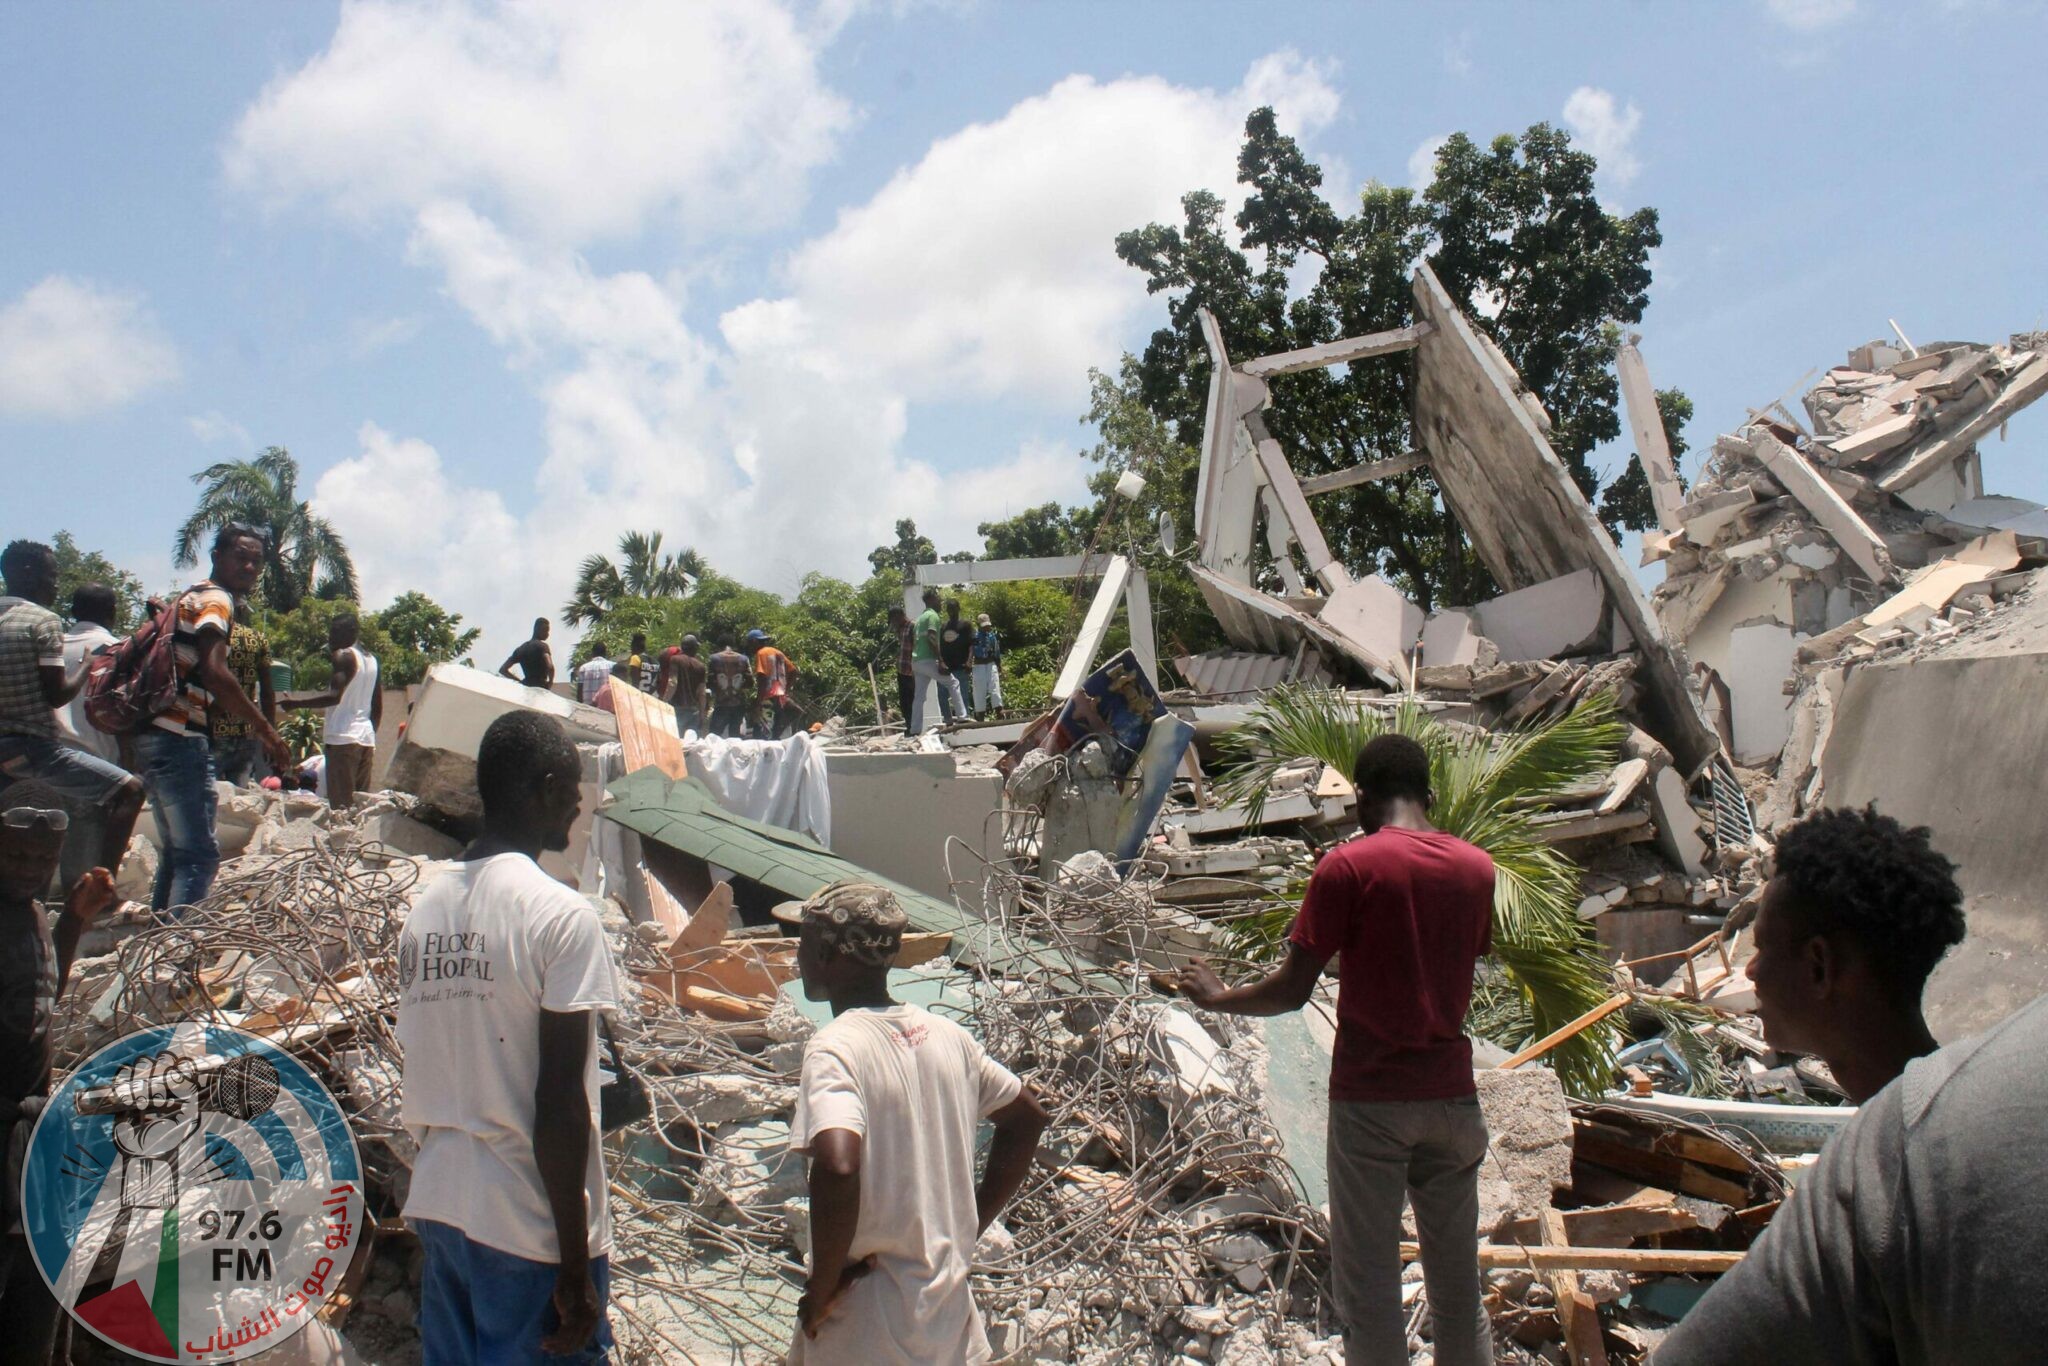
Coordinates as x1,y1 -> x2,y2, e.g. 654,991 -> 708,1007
1410,1243 -> 1745,1274
1498,994 -> 1632,1070
1749,430 -> 1894,584
1496,1195 -> 1703,1249
1880,351 -> 2048,493
1298,449 -> 1428,495
1572,1120 -> 1755,1207
1239,322 -> 1432,378
1540,1207 -> 1611,1366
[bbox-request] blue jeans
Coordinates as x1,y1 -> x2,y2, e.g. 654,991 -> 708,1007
414,1219 -> 612,1366
134,730 -> 218,913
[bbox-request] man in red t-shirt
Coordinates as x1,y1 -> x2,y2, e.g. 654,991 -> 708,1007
1171,733 -> 1495,1366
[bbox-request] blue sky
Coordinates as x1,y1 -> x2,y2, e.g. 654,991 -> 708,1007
4,0 -> 2044,660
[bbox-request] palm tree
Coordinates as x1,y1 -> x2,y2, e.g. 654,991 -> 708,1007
562,530 -> 702,626
1213,688 -> 1627,1097
173,447 -> 357,612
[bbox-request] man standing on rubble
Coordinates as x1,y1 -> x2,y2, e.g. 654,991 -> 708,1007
907,589 -> 950,733
781,881 -> 1047,1364
0,542 -> 147,898
280,611 -> 381,809
0,780 -> 114,1361
969,613 -> 1002,716
658,635 -> 709,735
500,618 -> 556,690
1169,734 -> 1496,1366
753,631 -> 800,739
208,605 -> 276,787
399,710 -> 619,1365
140,525 -> 289,911
886,607 -> 915,736
576,643 -> 615,706
706,639 -> 752,737
936,600 -> 973,722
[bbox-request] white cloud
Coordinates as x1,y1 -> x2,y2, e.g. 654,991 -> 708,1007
348,314 -> 425,358
1407,134 -> 1449,189
0,276 -> 179,419
312,423 -> 533,647
188,410 -> 252,447
224,0 -> 853,245
234,5 -> 1340,659
1561,86 -> 1643,188
1763,0 -> 1857,28
734,52 -> 1342,409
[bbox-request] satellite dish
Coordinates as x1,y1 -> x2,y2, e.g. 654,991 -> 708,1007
1157,510 -> 1179,556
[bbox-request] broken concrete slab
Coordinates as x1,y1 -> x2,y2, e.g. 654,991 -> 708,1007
1474,1067 -> 1574,1233
1749,430 -> 1895,585
1315,574 -> 1422,673
1410,263 -> 1716,771
1472,568 -> 1607,664
386,663 -> 615,831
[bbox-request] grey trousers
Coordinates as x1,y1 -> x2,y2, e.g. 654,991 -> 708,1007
1328,1097 -> 1494,1365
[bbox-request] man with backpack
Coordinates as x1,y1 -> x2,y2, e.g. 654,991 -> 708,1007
132,525 -> 289,911
0,541 -> 145,891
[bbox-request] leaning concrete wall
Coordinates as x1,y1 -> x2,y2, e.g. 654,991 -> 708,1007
1822,646 -> 2048,1039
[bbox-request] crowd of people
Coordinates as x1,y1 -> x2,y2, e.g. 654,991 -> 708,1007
0,531 -> 386,919
528,597 -> 1009,744
890,589 -> 1003,736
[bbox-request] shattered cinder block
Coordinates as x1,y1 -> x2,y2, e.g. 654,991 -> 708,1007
1473,1067 -> 1574,1234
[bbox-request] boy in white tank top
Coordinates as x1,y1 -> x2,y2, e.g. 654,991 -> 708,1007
281,611 -> 382,807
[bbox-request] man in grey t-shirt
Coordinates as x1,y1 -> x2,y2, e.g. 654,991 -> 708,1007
1657,989 -> 2048,1364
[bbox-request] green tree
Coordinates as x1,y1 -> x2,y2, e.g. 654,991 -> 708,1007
173,447 -> 358,612
866,518 -> 939,579
563,530 -> 702,627
977,503 -> 1087,560
1597,387 -> 1693,537
375,590 -> 482,687
47,531 -> 146,630
1115,112 -> 1677,611
1216,689 -> 1627,1097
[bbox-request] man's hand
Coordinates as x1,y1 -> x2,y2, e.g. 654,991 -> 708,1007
257,723 -> 291,772
798,1256 -> 876,1339
541,1262 -> 601,1355
1161,959 -> 1230,1009
64,868 -> 117,926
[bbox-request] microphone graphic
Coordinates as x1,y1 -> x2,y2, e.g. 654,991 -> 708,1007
73,1054 -> 281,1120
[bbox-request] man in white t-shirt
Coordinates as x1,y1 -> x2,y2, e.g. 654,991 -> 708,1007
397,710 -> 619,1364
576,644 -> 616,708
779,882 -> 1047,1364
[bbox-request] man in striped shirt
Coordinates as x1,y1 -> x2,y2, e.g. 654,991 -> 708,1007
137,525 -> 288,912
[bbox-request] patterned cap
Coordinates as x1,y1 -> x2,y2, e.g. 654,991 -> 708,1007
772,880 -> 908,967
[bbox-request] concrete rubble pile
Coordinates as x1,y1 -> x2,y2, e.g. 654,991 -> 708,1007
1650,330 -> 2048,771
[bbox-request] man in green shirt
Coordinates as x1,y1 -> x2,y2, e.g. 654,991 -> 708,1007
907,589 -> 951,734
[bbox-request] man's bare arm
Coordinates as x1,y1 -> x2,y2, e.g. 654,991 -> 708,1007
1169,943 -> 1326,1017
976,1089 -> 1048,1233
535,1008 -> 601,1354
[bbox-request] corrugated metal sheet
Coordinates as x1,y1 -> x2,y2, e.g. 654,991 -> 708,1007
1171,650 -> 1332,698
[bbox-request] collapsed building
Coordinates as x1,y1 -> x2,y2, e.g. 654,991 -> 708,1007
43,270 -> 2048,1365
